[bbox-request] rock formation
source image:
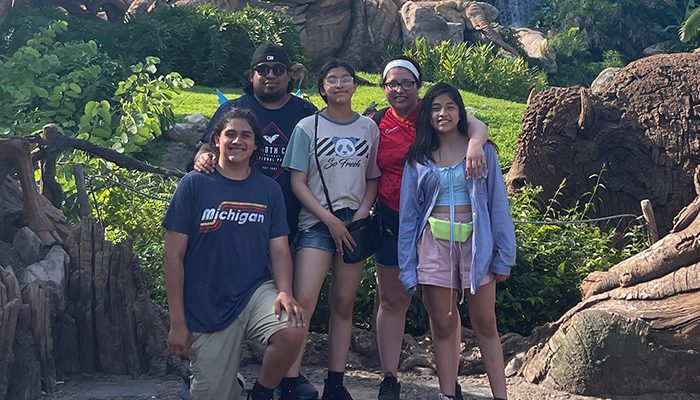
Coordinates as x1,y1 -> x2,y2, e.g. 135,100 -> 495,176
519,166 -> 700,395
0,137 -> 180,399
506,51 -> 700,236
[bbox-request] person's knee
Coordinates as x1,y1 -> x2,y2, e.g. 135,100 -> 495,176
329,289 -> 356,319
470,313 -> 498,338
379,289 -> 410,312
269,326 -> 305,350
430,315 -> 458,339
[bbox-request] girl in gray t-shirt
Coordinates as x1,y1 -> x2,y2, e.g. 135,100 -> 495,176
282,61 -> 380,400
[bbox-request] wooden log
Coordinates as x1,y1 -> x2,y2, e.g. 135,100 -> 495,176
0,266 -> 21,399
23,282 -> 56,394
641,199 -> 659,244
65,217 -> 170,377
0,139 -> 59,245
7,304 -> 41,400
581,204 -> 700,298
38,124 -> 64,208
72,164 -> 92,219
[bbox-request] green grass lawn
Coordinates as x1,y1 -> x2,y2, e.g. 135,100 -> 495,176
171,72 -> 526,165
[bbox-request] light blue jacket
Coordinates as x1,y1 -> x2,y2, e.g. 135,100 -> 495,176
398,143 -> 516,295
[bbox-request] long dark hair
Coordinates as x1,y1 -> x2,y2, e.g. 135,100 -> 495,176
316,60 -> 357,103
209,108 -> 265,158
406,82 -> 470,165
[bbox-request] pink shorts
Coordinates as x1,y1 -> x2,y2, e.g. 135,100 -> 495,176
416,213 -> 494,290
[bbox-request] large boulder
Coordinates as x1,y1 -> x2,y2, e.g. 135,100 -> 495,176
400,1 -> 458,44
340,0 -> 402,70
506,51 -> 700,236
514,27 -> 556,73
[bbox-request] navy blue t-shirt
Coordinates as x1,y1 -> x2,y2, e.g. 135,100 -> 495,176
162,169 -> 289,333
200,94 -> 317,237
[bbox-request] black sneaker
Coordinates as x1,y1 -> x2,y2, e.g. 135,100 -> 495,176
377,374 -> 400,400
280,375 -> 319,400
321,382 -> 354,400
455,381 -> 463,400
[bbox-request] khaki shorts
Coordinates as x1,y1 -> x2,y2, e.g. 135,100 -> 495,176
189,280 -> 295,400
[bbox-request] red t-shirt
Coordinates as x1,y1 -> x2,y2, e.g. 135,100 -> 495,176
375,104 -> 420,211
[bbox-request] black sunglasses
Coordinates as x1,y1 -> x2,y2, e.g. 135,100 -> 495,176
252,64 -> 288,77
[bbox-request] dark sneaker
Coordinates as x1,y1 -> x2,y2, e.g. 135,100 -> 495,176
280,375 -> 319,400
321,382 -> 354,400
377,374 -> 400,400
455,382 -> 463,400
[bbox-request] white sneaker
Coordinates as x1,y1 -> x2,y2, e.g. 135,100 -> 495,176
437,394 -> 454,400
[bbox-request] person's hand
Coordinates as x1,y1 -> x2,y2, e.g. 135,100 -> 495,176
168,323 -> 192,359
351,208 -> 369,222
274,291 -> 306,327
466,140 -> 487,179
494,273 -> 510,283
194,152 -> 217,174
324,215 -> 356,255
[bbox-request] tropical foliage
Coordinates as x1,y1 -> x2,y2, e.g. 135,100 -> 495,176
1,4 -> 306,87
403,37 -> 547,102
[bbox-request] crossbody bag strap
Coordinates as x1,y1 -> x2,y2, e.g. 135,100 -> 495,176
313,111 -> 335,214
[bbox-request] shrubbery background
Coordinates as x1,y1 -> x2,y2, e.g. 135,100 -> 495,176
1,4 -> 653,337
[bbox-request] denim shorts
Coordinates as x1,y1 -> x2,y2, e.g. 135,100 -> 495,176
295,208 -> 356,252
373,202 -> 399,267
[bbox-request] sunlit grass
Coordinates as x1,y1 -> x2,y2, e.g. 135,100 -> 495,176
171,73 -> 525,164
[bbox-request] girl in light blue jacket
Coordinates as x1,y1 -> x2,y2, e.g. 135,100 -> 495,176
398,82 -> 515,400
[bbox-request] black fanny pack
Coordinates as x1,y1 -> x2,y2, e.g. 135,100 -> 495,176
375,202 -> 399,236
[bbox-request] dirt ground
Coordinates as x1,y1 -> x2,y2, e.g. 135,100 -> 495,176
41,365 -> 700,400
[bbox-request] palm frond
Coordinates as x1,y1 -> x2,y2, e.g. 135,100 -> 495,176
679,6 -> 700,42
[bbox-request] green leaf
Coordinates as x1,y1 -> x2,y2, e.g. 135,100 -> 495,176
93,127 -> 111,138
68,83 -> 82,93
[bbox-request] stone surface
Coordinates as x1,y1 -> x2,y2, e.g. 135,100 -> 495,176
165,122 -> 202,147
12,226 -> 42,265
182,113 -> 208,130
400,1 -> 451,44
590,67 -> 620,94
23,245 -> 69,287
159,141 -> 196,173
514,27 -> 557,73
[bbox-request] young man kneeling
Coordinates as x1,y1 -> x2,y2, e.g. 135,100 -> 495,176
163,108 -> 306,400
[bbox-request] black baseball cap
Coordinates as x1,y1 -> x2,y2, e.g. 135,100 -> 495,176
250,43 -> 290,68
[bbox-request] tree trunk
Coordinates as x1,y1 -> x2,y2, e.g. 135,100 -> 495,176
521,166 -> 700,396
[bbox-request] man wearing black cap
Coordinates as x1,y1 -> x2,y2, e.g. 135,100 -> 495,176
193,43 -> 319,400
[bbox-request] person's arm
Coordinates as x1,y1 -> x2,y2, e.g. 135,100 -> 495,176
484,144 -> 516,282
352,178 -> 378,221
193,143 -> 217,173
466,114 -> 489,180
397,163 -> 421,295
164,230 -> 191,358
290,170 -> 356,254
268,236 -> 305,327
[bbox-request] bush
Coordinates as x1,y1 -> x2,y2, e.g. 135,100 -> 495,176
0,20 -> 122,135
546,27 -> 625,87
2,4 -> 307,87
497,181 -> 646,334
403,37 -> 547,102
532,0 -> 674,61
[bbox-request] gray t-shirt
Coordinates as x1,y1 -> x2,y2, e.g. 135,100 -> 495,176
282,112 -> 381,230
